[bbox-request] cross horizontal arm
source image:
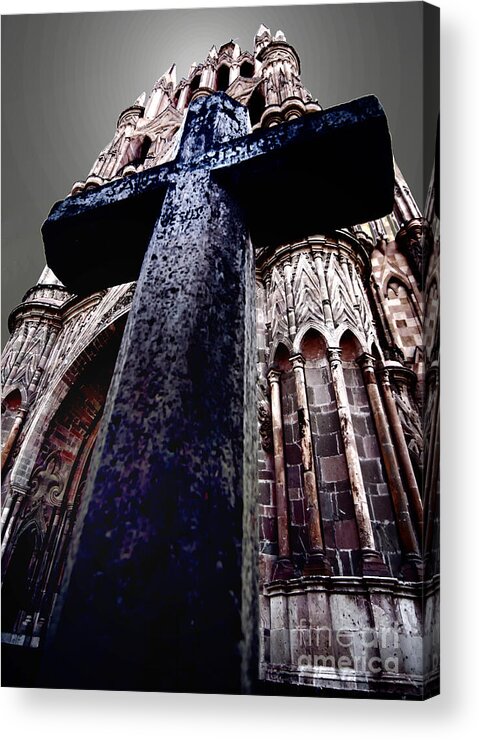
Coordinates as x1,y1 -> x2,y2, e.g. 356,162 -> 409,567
42,93 -> 394,294
212,95 -> 395,249
41,164 -> 173,294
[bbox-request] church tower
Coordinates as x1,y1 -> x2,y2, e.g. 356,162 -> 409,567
1,27 -> 439,698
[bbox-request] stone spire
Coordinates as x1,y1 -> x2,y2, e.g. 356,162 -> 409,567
134,91 -> 146,107
145,63 -> 177,119
254,23 -> 272,54
254,26 -> 320,127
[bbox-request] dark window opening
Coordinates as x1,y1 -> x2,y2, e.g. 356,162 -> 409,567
240,60 -> 255,79
248,88 -> 266,127
2,527 -> 37,633
186,74 -> 201,107
216,65 -> 230,92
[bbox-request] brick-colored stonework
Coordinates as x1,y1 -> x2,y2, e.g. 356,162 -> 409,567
1,26 -> 439,697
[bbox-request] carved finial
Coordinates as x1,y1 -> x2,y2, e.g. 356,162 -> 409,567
134,91 -> 147,107
208,45 -> 218,60
255,24 -> 272,54
188,61 -> 198,76
153,63 -> 176,90
255,23 -> 271,40
274,29 -> 286,42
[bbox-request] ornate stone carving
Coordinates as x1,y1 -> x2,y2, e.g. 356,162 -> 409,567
392,389 -> 423,468
257,377 -> 273,452
292,253 -> 324,330
30,451 -> 64,508
327,254 -> 358,329
268,265 -> 289,344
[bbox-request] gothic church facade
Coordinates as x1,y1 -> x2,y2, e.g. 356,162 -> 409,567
1,26 -> 439,698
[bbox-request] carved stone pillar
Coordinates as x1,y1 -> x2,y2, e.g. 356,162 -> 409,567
313,250 -> 334,328
1,488 -> 25,561
282,259 -> 297,340
378,367 -> 424,533
176,83 -> 189,113
1,407 -> 26,470
327,347 -> 389,576
290,354 -> 331,575
358,354 -> 422,578
267,369 -> 294,579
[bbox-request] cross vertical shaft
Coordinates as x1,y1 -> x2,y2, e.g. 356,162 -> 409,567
42,96 -> 258,693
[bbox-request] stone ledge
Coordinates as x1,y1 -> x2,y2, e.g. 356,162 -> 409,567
264,572 -> 440,599
262,664 -> 439,699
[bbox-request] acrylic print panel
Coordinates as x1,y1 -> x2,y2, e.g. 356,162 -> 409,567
1,2 -> 439,699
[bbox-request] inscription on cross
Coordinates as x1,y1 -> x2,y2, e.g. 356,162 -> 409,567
41,93 -> 394,693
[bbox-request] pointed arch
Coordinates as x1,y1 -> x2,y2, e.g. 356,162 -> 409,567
9,313 -> 127,498
335,324 -> 368,355
383,275 -> 422,363
270,336 -> 293,365
381,268 -> 413,298
299,327 -> 329,362
293,322 -> 330,355
2,325 -> 121,643
339,329 -> 364,361
2,386 -> 27,410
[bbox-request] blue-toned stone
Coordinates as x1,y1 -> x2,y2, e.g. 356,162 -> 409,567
42,95 -> 258,693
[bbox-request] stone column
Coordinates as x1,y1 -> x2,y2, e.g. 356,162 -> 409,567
1,489 -> 24,558
378,368 -> 424,533
176,83 -> 189,113
1,407 -> 26,470
290,354 -> 330,575
283,259 -> 297,340
313,250 -> 334,328
200,65 -> 214,89
267,369 -> 294,580
327,347 -> 389,576
358,354 -> 422,578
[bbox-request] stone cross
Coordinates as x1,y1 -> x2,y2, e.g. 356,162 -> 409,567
41,92 -> 393,693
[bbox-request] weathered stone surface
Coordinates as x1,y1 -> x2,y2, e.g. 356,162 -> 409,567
41,94 -> 257,693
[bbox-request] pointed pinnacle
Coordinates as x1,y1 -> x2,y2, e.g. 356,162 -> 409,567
134,91 -> 147,107
255,23 -> 271,39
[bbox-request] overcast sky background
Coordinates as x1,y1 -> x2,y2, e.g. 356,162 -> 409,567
1,2 -> 437,345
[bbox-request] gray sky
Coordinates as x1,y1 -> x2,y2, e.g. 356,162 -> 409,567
1,3 -> 438,345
